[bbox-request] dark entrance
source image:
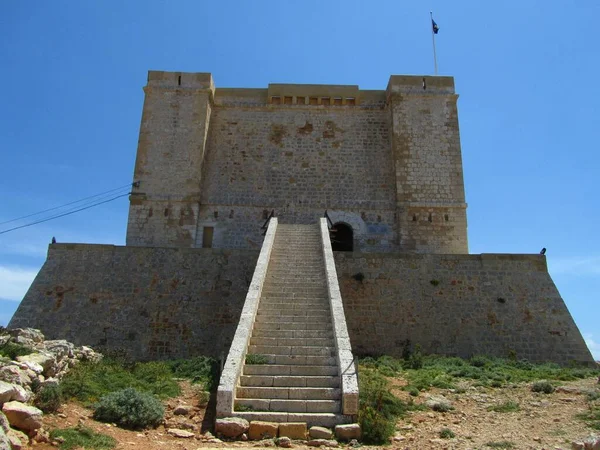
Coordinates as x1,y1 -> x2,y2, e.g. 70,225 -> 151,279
331,222 -> 353,252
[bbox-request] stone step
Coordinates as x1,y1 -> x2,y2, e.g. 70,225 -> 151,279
250,337 -> 334,347
229,412 -> 352,428
247,345 -> 335,357
237,387 -> 340,400
256,309 -> 331,318
244,355 -> 337,366
251,329 -> 334,339
264,279 -> 326,286
234,399 -> 340,413
240,375 -> 340,388
261,288 -> 328,296
254,315 -> 331,324
253,321 -> 332,331
243,364 -> 339,376
260,296 -> 329,303
259,303 -> 330,311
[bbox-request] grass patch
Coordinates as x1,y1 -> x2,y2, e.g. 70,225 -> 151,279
486,441 -> 515,449
531,381 -> 554,394
358,367 -> 415,444
577,406 -> 600,430
49,426 -> 116,450
360,354 -> 599,392
61,359 -> 180,404
439,428 -> 455,439
0,342 -> 33,359
34,384 -> 63,413
487,400 -> 520,413
245,354 -> 269,365
164,356 -> 219,391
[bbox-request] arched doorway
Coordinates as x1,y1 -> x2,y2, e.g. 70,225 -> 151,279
331,222 -> 353,252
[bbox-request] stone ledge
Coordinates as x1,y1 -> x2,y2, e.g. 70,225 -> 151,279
216,218 -> 278,417
319,218 -> 359,416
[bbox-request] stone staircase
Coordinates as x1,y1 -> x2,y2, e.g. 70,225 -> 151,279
238,224 -> 350,426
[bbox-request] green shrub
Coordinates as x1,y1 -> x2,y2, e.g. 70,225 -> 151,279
132,362 -> 180,398
432,402 -> 453,412
487,401 -> 520,413
358,368 -> 413,444
164,356 -> 219,391
245,354 -> 269,365
34,384 -> 63,413
0,342 -> 33,359
439,428 -> 455,439
49,426 -> 116,450
93,388 -> 164,430
531,381 -> 554,394
406,386 -> 420,397
577,406 -> 600,430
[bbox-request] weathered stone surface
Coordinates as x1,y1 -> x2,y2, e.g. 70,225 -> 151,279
248,420 -> 278,440
425,395 -> 453,411
16,352 -> 55,376
167,428 -> 195,438
307,439 -> 338,447
7,428 -> 29,449
309,426 -> 333,439
0,382 -> 16,405
9,329 -> 44,345
0,426 -> 10,450
278,422 -> 307,439
278,436 -> 292,448
2,401 -> 43,431
215,417 -> 249,438
335,423 -> 361,441
0,366 -> 31,387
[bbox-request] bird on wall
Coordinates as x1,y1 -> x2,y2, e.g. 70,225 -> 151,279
540,248 -> 546,255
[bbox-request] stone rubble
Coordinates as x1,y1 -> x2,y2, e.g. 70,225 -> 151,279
0,327 -> 102,449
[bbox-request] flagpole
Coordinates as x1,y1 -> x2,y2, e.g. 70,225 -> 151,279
430,11 -> 438,75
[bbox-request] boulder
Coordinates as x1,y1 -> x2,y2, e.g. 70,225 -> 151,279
16,352 -> 56,377
425,394 -> 453,412
215,417 -> 249,438
335,423 -> 361,441
173,405 -> 191,416
167,428 -> 195,438
0,381 -> 16,404
279,422 -> 307,439
0,366 -> 32,387
0,427 -> 10,450
43,340 -> 74,362
309,426 -> 333,439
307,439 -> 338,447
11,385 -> 30,403
248,420 -> 279,440
8,329 -> 44,346
2,401 -> 43,431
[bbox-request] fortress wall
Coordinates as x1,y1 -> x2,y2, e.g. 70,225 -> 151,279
10,246 -> 593,365
197,105 -> 398,252
335,252 -> 594,364
9,244 -> 259,361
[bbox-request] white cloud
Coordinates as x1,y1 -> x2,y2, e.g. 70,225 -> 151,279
548,256 -> 600,276
584,334 -> 600,361
0,265 -> 39,301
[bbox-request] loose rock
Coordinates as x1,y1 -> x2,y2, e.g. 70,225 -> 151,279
307,438 -> 338,447
279,422 -> 307,439
2,401 -> 43,431
335,423 -> 361,441
309,426 -> 333,439
167,428 -> 195,438
215,417 -> 250,438
249,420 -> 278,440
278,436 -> 292,448
173,404 -> 191,415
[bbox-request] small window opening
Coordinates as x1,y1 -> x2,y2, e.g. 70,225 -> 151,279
346,98 -> 356,106
148,207 -> 153,217
412,214 -> 417,222
296,96 -> 306,105
422,77 -> 426,90
333,97 -> 343,106
202,227 -> 214,248
164,208 -> 169,217
178,75 -> 181,86
309,97 -> 319,105
428,213 -> 433,222
214,211 -> 219,218
321,97 -> 331,106
271,96 -> 281,105
284,96 -> 293,105
444,214 -> 449,222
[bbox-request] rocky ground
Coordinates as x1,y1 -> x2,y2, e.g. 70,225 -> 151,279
31,376 -> 600,450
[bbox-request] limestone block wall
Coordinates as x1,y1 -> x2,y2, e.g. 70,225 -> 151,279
126,71 -> 214,247
387,76 -> 468,253
335,252 -> 593,364
9,244 -> 258,360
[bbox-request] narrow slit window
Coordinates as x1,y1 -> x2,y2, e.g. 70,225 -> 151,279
284,96 -> 293,105
333,97 -> 343,106
296,96 -> 306,105
202,227 -> 214,248
271,96 -> 281,104
346,97 -> 356,106
321,97 -> 331,106
309,97 -> 319,105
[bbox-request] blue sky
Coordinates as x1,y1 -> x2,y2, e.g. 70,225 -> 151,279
1,1 -> 598,359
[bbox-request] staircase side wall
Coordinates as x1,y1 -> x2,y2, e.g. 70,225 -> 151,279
9,243 -> 258,361
335,252 -> 594,364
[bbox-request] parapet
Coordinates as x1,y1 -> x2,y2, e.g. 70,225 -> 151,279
146,71 -> 215,92
386,75 -> 455,95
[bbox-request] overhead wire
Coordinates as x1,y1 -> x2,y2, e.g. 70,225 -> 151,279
0,182 -> 135,226
0,191 -> 132,235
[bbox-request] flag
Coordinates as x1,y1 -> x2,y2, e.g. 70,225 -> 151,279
432,18 -> 439,34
